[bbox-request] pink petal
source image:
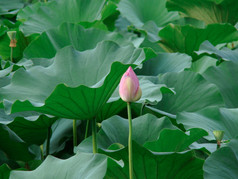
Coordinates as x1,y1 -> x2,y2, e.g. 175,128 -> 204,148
119,66 -> 140,102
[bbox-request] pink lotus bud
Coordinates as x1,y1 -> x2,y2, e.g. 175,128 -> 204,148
119,66 -> 142,102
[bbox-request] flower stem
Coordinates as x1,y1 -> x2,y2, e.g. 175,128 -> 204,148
216,141 -> 221,150
40,144 -> 44,160
127,102 -> 133,179
25,162 -> 30,170
10,47 -> 13,62
73,119 -> 77,147
46,127 -> 51,156
92,117 -> 97,153
84,120 -> 89,139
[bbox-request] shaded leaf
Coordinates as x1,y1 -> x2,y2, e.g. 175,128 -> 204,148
0,0 -> 24,15
49,118 -> 80,154
23,23 -> 136,59
8,115 -> 57,145
136,52 -> 192,75
0,124 -> 34,161
177,107 -> 238,140
159,24 -> 238,58
103,142 -> 204,179
118,0 -> 179,28
0,42 -> 144,120
10,153 -> 109,179
196,41 -> 238,63
75,114 -> 176,153
17,2 -> 45,22
144,128 -> 208,152
19,0 -> 106,35
189,56 -> 217,74
167,0 -> 238,25
155,71 -> 224,114
203,61 -> 238,107
0,164 -> 11,179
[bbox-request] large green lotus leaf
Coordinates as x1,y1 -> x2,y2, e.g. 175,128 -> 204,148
136,52 -> 192,75
137,76 -> 174,105
159,24 -> 238,57
173,16 -> 206,28
0,109 -> 15,125
155,71 -> 224,114
189,142 -> 217,154
17,2 -> 45,22
139,38 -> 165,54
142,105 -> 177,120
203,138 -> 238,179
118,0 -> 179,42
196,41 -> 238,63
144,128 -> 208,152
0,150 -> 11,167
0,41 -> 144,120
189,56 -> 217,74
7,115 -> 57,145
0,0 -> 24,15
97,99 -> 126,122
0,66 -> 13,88
75,114 -> 176,153
101,0 -> 120,31
0,66 -> 13,78
17,57 -> 53,69
103,142 -> 204,179
0,25 -> 7,37
140,21 -> 162,42
18,0 -> 105,36
10,152 -> 110,179
167,0 -> 238,25
0,164 -> 10,179
23,23 -> 136,59
177,107 -> 238,140
0,108 -> 56,145
115,15 -> 132,32
0,124 -> 34,161
118,0 -> 179,28
203,61 -> 238,107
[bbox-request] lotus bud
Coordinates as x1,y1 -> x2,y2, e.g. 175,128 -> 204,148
213,130 -> 224,142
119,66 -> 142,102
7,31 -> 17,47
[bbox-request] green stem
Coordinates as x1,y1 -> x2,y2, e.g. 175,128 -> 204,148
40,144 -> 44,160
46,127 -> 51,156
44,0 -> 47,2
92,117 -> 97,153
84,120 -> 89,139
25,162 -> 30,171
73,119 -> 77,147
10,47 -> 13,62
217,141 -> 221,150
127,102 -> 133,179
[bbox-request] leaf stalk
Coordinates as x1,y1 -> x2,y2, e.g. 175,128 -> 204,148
92,117 -> 98,153
46,126 -> 51,156
73,119 -> 77,147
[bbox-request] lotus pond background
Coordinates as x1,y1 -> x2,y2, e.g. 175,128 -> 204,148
0,0 -> 238,178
